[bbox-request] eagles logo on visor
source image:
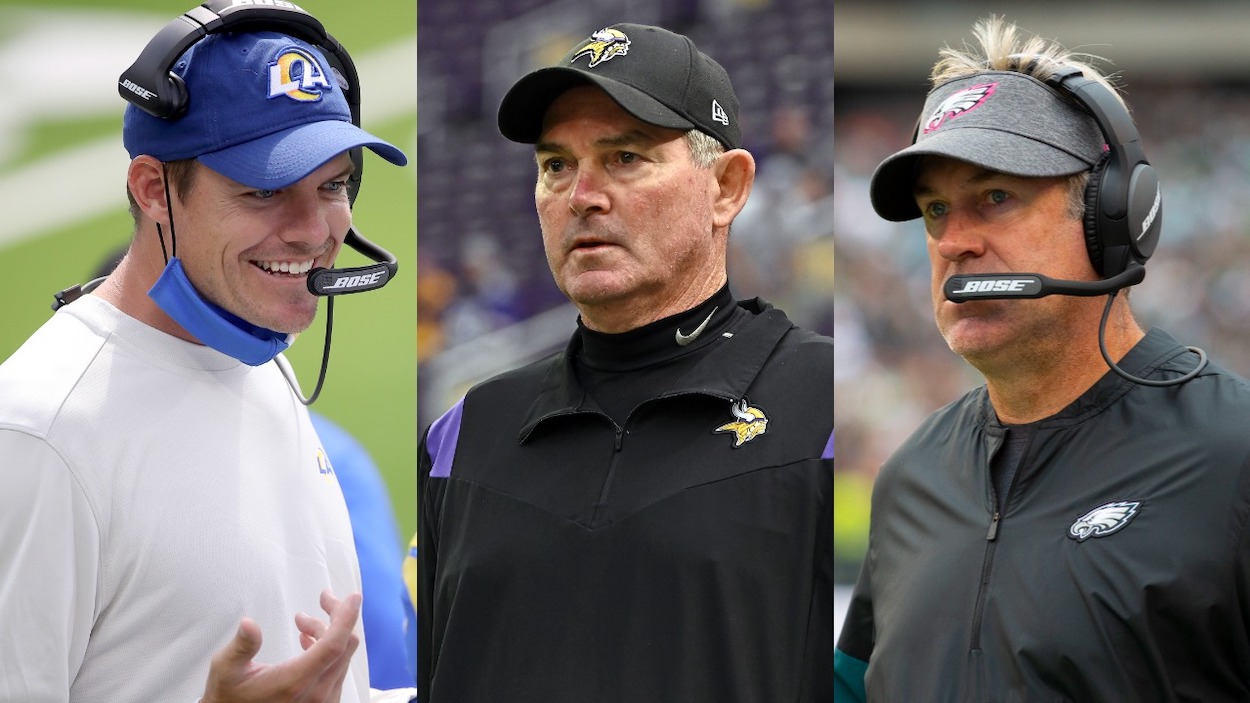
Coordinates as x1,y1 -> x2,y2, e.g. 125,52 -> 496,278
268,47 -> 333,102
571,28 -> 631,68
923,82 -> 997,134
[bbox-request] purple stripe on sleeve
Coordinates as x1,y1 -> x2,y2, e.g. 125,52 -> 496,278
428,398 -> 466,478
822,429 -> 834,460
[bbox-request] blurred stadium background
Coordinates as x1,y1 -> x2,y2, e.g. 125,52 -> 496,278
0,1 -> 417,538
415,0 -> 833,433
836,1 -> 1250,636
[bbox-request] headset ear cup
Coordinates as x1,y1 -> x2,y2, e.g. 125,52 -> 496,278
165,72 -> 189,120
1082,152 -> 1110,276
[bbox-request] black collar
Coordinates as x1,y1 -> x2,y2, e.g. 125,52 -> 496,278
518,296 -> 794,442
577,284 -> 739,372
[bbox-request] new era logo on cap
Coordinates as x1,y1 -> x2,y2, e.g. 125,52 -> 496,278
712,99 -> 729,126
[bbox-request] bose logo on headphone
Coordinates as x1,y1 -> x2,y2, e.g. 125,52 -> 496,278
327,271 -> 385,290
120,79 -> 156,100
1139,184 -> 1161,242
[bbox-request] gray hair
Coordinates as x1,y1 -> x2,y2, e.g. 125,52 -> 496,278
1064,170 -> 1090,221
685,129 -> 725,169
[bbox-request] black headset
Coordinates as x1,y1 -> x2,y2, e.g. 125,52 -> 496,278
940,61 -> 1206,387
1043,65 -> 1162,281
115,0 -> 396,298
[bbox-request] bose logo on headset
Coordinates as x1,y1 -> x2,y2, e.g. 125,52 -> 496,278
952,279 -> 1032,295
1139,185 -> 1161,241
120,79 -> 156,100
326,271 -> 385,290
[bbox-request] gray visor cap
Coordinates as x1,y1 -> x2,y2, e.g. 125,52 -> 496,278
870,71 -> 1106,222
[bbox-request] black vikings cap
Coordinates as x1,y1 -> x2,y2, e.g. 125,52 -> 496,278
870,71 -> 1105,221
497,23 -> 741,150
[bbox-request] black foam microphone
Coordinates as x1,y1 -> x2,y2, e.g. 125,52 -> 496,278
944,264 -> 1146,303
306,227 -> 397,296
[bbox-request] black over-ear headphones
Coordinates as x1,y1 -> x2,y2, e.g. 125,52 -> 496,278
115,0 -> 396,297
1043,65 -> 1162,280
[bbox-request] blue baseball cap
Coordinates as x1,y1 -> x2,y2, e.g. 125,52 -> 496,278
123,31 -> 406,189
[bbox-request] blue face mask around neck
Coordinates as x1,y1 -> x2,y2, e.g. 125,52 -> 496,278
148,257 -> 292,366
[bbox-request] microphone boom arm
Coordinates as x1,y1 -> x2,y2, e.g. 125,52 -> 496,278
944,264 -> 1146,302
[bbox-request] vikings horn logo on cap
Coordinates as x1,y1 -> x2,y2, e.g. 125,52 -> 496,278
268,46 -> 333,102
571,28 -> 631,68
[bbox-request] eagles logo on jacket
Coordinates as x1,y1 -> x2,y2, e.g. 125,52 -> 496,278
836,328 -> 1250,702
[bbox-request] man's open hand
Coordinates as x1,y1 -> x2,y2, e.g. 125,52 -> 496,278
201,590 -> 362,703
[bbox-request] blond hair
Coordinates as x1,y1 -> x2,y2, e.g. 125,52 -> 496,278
931,15 -> 1124,109
934,15 -> 1117,219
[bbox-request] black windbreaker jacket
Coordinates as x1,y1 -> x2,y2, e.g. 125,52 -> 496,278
837,328 -> 1250,702
419,300 -> 834,703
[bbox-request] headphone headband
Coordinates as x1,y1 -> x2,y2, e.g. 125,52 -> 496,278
119,2 -> 344,118
1043,64 -> 1162,277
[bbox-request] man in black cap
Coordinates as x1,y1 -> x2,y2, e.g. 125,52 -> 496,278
414,23 -> 833,702
835,16 -> 1250,702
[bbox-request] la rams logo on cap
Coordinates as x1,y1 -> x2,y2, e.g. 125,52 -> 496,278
715,399 -> 769,448
268,46 -> 333,102
923,82 -> 996,134
571,28 -> 631,68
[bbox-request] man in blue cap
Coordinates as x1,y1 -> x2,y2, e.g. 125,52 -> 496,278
0,17 -> 413,703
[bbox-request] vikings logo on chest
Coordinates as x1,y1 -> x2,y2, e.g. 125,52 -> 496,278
715,399 -> 769,448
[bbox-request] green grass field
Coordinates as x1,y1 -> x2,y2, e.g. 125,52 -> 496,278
0,1 -> 418,542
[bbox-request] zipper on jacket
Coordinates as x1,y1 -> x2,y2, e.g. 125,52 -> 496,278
970,426 -> 1036,651
969,529 -> 999,651
589,416 -> 625,527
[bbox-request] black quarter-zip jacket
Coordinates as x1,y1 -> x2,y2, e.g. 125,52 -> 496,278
418,289 -> 834,702
836,328 -> 1250,702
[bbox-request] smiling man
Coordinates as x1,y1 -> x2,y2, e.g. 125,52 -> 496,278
0,17 -> 411,703
412,22 -> 833,703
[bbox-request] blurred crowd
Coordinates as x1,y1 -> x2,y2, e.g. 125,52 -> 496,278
834,80 -> 1250,583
